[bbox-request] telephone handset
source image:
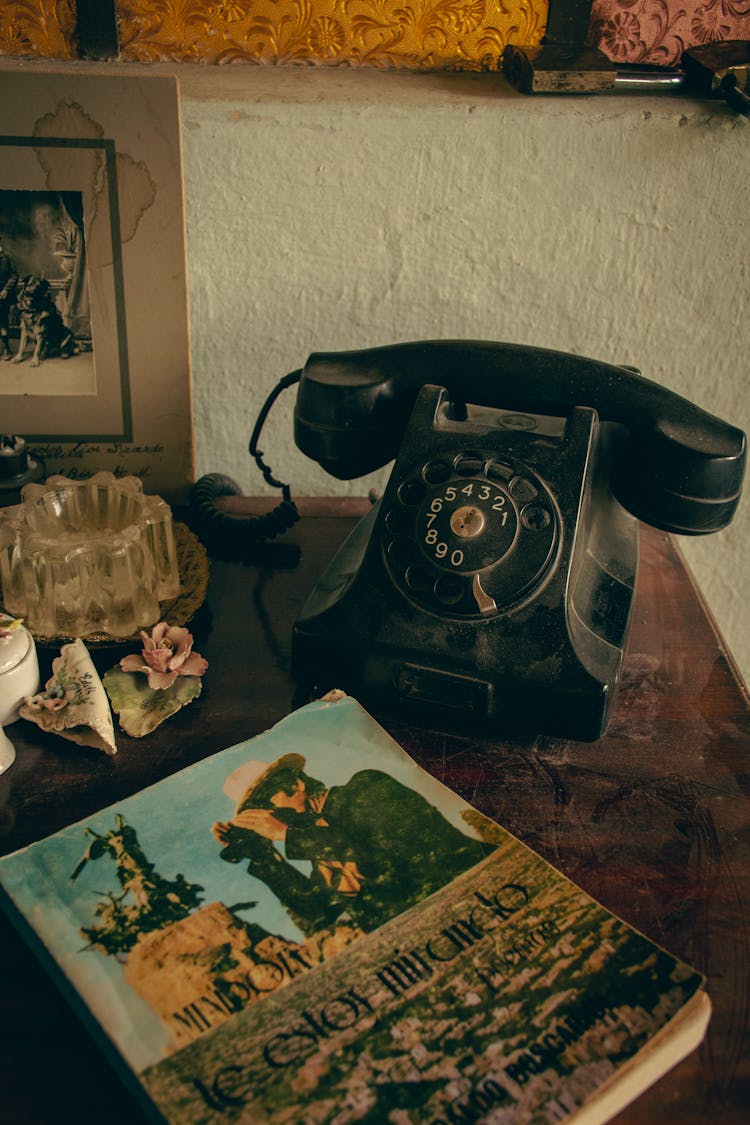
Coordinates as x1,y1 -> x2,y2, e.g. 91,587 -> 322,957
287,341 -> 745,740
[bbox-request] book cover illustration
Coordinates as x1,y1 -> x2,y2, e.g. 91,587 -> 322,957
0,695 -> 707,1124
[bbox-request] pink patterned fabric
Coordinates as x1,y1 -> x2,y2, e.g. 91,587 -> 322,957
589,0 -> 750,66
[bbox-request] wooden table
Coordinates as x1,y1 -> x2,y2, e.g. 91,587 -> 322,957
1,500 -> 748,1124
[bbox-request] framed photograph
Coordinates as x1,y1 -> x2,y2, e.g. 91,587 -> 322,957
0,70 -> 193,501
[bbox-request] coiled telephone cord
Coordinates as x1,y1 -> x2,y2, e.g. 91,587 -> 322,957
189,370 -> 301,555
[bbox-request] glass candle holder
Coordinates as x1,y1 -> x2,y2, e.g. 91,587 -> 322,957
0,473 -> 180,638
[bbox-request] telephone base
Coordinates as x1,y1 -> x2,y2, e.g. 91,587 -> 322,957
292,635 -> 616,742
292,504 -> 637,742
292,385 -> 640,743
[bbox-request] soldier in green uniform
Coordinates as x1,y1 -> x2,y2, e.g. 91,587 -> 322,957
212,754 -> 493,935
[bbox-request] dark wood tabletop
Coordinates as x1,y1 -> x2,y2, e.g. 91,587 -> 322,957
0,499 -> 748,1124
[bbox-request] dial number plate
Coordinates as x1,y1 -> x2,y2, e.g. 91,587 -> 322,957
383,453 -> 558,619
419,480 -> 518,573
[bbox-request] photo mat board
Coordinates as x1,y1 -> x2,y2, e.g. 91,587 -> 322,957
0,70 -> 193,501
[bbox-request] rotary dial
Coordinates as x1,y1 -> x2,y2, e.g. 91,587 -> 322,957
382,452 -> 558,619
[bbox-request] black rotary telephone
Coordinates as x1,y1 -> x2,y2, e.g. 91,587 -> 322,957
193,341 -> 746,741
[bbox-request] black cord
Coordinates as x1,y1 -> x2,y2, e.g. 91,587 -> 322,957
248,369 -> 301,501
189,370 -> 302,557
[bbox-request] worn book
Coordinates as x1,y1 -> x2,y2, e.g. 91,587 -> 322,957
0,693 -> 709,1124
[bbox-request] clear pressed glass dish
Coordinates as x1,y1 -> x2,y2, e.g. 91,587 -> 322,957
0,473 -> 180,638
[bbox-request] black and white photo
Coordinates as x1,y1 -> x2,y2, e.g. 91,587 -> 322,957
0,190 -> 93,390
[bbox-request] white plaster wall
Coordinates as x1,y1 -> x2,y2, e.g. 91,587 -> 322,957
178,67 -> 749,684
7,62 -> 743,679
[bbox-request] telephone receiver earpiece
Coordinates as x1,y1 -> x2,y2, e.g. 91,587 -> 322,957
294,341 -> 746,535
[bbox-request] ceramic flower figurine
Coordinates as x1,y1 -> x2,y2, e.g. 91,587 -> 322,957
105,622 -> 208,737
35,677 -> 72,711
119,623 -> 208,691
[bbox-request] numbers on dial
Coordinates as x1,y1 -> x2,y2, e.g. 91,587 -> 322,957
384,455 -> 559,620
418,478 -> 517,573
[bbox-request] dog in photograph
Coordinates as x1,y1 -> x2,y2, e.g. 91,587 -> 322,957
0,272 -> 18,361
12,275 -> 78,367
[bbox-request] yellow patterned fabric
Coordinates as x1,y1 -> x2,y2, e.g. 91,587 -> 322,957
0,0 -> 77,58
0,0 -> 547,67
117,0 -> 548,69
